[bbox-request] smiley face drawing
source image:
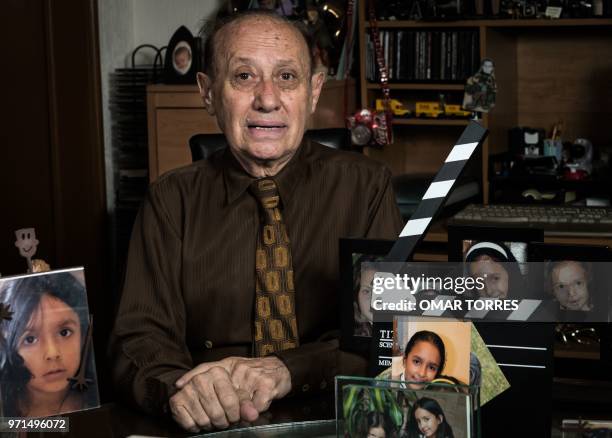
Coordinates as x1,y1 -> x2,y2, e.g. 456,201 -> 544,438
15,228 -> 39,262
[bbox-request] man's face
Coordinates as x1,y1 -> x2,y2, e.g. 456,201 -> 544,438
552,261 -> 590,311
198,17 -> 324,172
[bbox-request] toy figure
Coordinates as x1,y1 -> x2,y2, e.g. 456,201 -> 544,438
14,228 -> 50,273
462,58 -> 497,113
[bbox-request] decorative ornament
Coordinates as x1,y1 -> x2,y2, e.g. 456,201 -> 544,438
14,228 -> 39,273
70,315 -> 94,392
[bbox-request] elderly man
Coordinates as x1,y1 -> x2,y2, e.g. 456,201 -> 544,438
109,9 -> 402,432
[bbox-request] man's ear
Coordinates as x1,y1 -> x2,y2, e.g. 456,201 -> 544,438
197,72 -> 215,115
309,71 -> 326,114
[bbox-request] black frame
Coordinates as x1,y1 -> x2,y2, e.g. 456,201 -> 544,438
447,224 -> 544,263
164,25 -> 199,84
339,238 -> 395,356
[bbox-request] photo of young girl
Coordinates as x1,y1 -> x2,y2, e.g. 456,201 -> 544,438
405,397 -> 455,438
391,319 -> 471,387
0,268 -> 99,417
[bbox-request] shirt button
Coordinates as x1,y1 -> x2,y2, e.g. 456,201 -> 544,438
320,380 -> 327,390
302,384 -> 310,392
204,340 -> 213,349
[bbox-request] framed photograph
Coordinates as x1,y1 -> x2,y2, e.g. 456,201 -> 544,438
336,376 -> 476,438
529,242 -> 611,317
448,224 -> 544,300
164,25 -> 199,84
339,238 -> 394,355
391,318 -> 471,386
447,225 -> 554,438
0,268 -> 100,418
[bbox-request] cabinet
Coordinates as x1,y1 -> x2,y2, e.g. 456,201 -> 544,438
146,80 -> 355,181
357,3 -> 612,255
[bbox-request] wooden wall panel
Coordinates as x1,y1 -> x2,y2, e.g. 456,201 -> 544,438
517,28 -> 612,146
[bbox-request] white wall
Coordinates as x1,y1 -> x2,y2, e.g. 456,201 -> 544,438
132,0 -> 222,48
98,0 -> 135,211
97,0 -> 223,211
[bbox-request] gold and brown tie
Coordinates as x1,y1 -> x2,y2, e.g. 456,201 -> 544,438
250,178 -> 299,357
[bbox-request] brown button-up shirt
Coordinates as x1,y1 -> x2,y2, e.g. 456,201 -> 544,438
109,138 -> 402,414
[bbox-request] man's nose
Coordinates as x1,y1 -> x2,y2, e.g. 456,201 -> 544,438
253,78 -> 281,112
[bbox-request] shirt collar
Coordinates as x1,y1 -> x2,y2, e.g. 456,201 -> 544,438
222,137 -> 313,206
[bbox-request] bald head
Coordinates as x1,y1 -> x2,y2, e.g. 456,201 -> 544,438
202,10 -> 316,81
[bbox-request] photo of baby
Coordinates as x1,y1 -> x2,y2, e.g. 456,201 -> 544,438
172,41 -> 192,75
0,268 -> 99,417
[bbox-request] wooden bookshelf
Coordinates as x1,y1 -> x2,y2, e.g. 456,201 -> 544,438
358,3 -> 612,210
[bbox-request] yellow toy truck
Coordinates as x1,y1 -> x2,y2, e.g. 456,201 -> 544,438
444,104 -> 472,118
415,102 -> 444,118
415,101 -> 472,118
375,99 -> 411,117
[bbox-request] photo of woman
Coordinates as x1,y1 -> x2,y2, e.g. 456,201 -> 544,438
405,397 -> 455,438
0,269 -> 99,417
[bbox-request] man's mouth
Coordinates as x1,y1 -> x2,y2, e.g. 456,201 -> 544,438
247,121 -> 287,131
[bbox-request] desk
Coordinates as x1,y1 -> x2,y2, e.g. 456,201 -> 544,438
36,395 -> 334,438
15,378 -> 612,437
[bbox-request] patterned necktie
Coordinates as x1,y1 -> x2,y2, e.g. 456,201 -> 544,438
250,178 -> 299,357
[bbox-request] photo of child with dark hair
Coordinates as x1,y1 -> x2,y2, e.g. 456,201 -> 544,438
405,397 -> 455,438
391,319 -> 471,388
0,268 -> 99,417
353,254 -> 384,337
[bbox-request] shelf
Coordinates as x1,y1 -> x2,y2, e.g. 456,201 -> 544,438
393,118 -> 470,126
366,83 -> 465,91
365,18 -> 612,29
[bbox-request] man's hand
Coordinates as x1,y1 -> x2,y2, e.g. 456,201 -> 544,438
170,356 -> 291,432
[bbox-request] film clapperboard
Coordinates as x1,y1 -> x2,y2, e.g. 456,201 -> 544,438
369,121 -> 553,438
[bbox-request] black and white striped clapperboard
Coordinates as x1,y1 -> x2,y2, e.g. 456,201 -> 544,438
370,121 -> 488,375
386,121 -> 487,263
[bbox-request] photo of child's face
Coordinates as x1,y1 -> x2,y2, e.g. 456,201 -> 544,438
172,43 -> 192,75
18,293 -> 82,395
551,261 -> 590,311
357,269 -> 376,323
469,255 -> 509,299
415,407 -> 442,437
403,341 -> 441,389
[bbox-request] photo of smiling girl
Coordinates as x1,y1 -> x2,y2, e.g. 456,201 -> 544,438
405,397 -> 455,438
392,319 -> 471,388
0,269 -> 99,417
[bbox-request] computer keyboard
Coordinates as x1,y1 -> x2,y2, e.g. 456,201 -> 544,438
450,204 -> 612,236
